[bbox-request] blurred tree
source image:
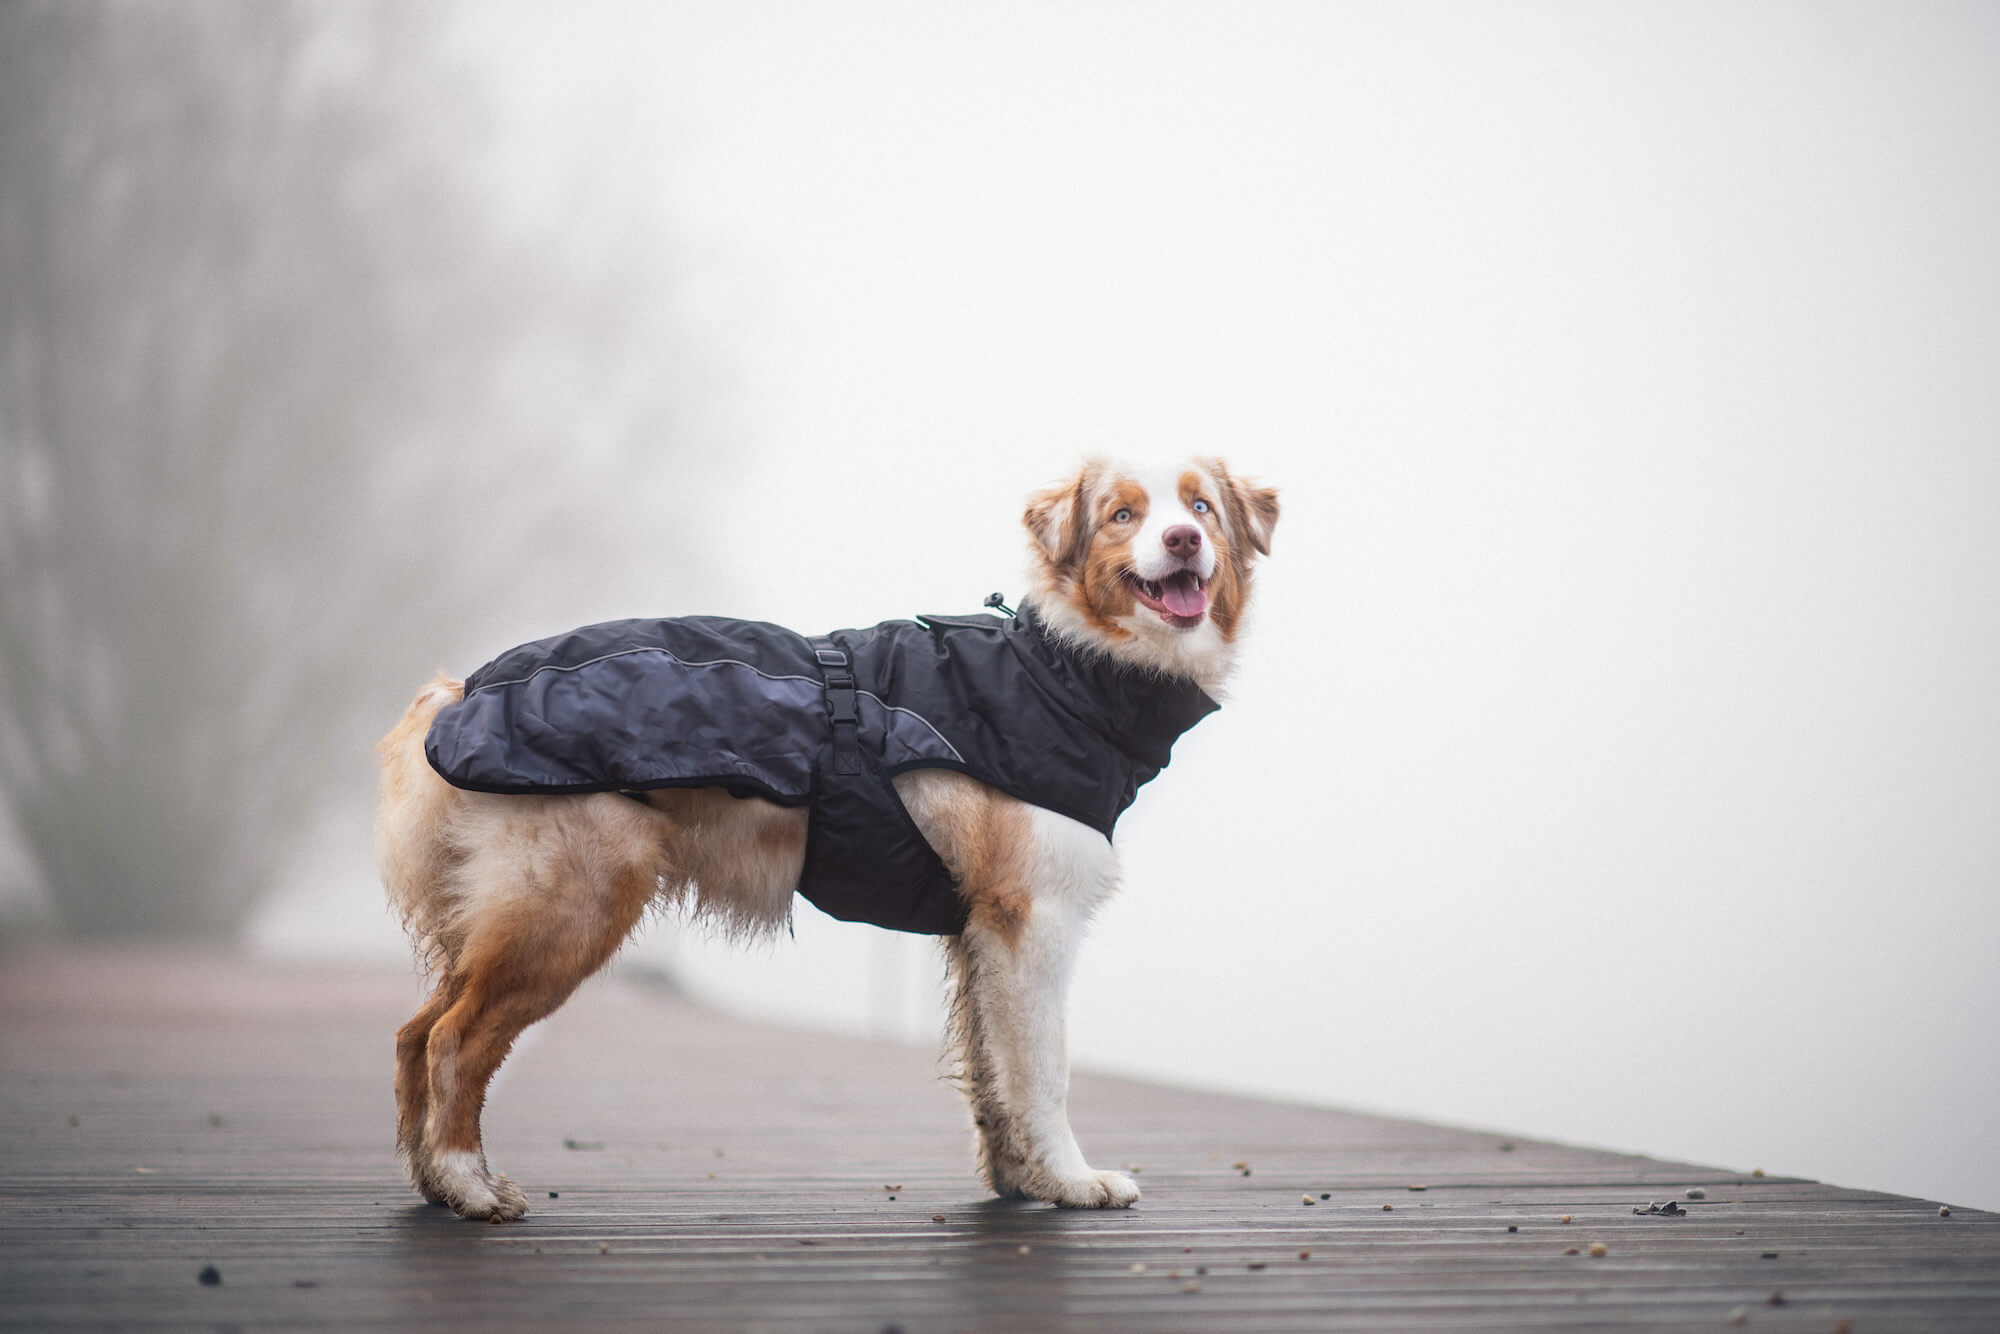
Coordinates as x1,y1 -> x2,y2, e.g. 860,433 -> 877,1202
0,2 -> 712,935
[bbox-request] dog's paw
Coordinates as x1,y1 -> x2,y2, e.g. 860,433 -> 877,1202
1041,1169 -> 1141,1210
432,1150 -> 531,1222
486,1173 -> 531,1219
452,1175 -> 530,1222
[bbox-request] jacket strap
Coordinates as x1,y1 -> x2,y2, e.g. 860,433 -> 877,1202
808,638 -> 863,776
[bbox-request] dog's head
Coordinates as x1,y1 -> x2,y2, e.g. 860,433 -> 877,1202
1023,458 -> 1280,681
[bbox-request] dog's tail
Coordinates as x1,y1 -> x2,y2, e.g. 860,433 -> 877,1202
374,674 -> 466,968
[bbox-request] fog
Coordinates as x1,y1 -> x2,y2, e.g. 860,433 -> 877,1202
5,2 -> 1996,1214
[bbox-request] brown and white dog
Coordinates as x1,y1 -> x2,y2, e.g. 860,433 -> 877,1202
375,458 -> 1279,1220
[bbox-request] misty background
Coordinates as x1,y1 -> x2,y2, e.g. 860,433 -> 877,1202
3,1 -> 1995,1214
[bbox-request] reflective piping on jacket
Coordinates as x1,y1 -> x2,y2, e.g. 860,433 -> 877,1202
857,690 -> 965,764
465,645 -> 820,696
465,644 -> 966,765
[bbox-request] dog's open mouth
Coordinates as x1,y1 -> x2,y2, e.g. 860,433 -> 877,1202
1124,569 -> 1209,629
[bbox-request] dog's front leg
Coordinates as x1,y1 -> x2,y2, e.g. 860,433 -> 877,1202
952,808 -> 1137,1209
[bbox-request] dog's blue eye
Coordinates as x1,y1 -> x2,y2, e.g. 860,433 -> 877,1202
1113,509 -> 1132,522
1192,499 -> 1210,513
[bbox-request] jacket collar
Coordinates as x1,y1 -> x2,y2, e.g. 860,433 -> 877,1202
1007,603 -> 1220,768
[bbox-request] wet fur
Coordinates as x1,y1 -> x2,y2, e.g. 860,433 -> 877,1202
376,458 -> 1278,1219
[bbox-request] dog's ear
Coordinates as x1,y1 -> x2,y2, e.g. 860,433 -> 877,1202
1024,461 -> 1101,573
1204,458 -> 1280,557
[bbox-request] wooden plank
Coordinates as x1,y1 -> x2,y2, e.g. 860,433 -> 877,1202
1,946 -> 1994,1331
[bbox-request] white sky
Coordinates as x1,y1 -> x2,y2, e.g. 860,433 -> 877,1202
251,1 -> 2000,1211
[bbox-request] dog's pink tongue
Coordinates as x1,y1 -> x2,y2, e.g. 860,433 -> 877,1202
1160,572 -> 1208,618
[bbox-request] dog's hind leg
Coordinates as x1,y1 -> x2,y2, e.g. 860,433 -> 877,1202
395,977 -> 463,1204
418,802 -> 661,1220
419,963 -> 550,1221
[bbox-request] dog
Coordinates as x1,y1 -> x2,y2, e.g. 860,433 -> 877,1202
374,457 -> 1279,1220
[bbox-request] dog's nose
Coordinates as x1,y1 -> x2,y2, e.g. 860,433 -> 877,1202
1162,525 -> 1203,559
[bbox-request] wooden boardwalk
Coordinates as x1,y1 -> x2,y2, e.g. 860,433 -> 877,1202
2,947 -> 1994,1332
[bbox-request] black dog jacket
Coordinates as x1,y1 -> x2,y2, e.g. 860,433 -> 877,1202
425,604 -> 1219,936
